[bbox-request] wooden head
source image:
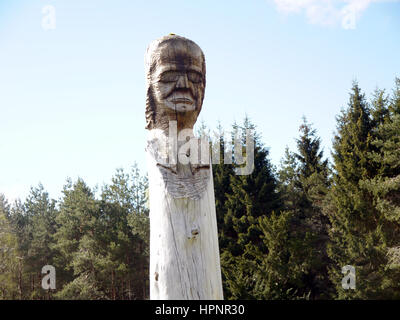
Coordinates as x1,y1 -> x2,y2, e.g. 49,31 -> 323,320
145,35 -> 206,131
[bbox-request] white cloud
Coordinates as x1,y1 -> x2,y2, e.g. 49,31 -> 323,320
272,0 -> 398,29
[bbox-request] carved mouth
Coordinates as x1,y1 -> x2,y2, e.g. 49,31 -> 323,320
171,97 -> 194,104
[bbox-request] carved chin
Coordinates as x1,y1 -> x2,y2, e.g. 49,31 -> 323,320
165,102 -> 196,113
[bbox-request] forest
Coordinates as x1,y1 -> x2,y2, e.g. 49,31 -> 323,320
0,79 -> 399,300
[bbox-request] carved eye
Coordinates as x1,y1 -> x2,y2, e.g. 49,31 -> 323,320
159,71 -> 203,83
187,71 -> 202,83
160,71 -> 180,82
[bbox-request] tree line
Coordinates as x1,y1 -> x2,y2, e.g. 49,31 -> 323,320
0,78 -> 399,299
0,166 -> 149,299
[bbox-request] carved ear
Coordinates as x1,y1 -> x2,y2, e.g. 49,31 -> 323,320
145,86 -> 156,130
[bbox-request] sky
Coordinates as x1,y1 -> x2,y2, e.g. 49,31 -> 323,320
1,0 -> 399,202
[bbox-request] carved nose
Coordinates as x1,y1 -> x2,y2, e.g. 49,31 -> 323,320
176,74 -> 189,88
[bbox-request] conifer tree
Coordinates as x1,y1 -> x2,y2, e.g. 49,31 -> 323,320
24,185 -> 58,299
212,122 -> 235,251
0,194 -> 19,299
327,82 -> 382,299
52,179 -> 100,299
53,166 -> 149,300
358,78 -> 400,298
256,118 -> 332,299
292,118 -> 332,299
219,117 -> 281,299
101,165 -> 149,299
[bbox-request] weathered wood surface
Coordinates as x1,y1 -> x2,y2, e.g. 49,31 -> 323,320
145,35 -> 223,300
147,132 -> 223,299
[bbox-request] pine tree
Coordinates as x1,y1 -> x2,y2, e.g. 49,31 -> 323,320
0,194 -> 19,299
291,118 -> 332,299
53,178 -> 100,299
326,81 -> 383,299
6,197 -> 36,299
254,118 -> 332,299
23,185 -> 58,299
212,122 -> 235,251
252,211 -> 313,299
219,117 -> 281,299
102,165 -> 149,299
53,165 -> 150,300
358,78 -> 400,298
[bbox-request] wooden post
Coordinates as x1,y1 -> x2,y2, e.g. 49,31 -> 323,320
145,35 -> 223,300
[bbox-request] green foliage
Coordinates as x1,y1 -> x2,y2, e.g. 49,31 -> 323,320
0,194 -> 19,299
1,79 -> 400,300
213,117 -> 283,299
327,79 -> 400,299
54,165 -> 149,300
265,118 -> 333,299
0,164 -> 149,300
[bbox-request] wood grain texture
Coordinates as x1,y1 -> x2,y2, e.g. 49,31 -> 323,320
144,34 -> 206,132
145,35 -> 223,300
147,140 -> 223,299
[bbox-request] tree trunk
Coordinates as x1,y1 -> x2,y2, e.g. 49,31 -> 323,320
147,133 -> 223,300
18,261 -> 22,300
111,270 -> 116,300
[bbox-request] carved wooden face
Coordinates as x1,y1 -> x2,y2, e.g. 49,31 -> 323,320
145,36 -> 206,130
151,41 -> 205,114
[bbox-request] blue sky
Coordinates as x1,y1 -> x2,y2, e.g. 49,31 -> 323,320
1,0 -> 399,202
